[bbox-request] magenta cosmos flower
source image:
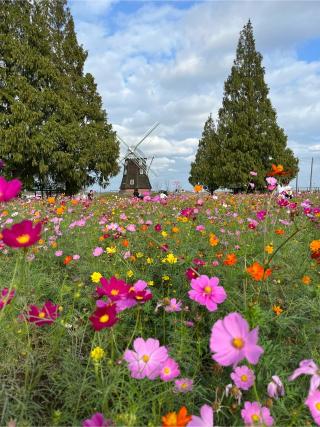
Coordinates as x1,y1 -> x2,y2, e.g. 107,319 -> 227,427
241,401 -> 274,426
0,287 -> 15,310
160,358 -> 180,382
267,375 -> 285,399
231,366 -> 255,390
188,275 -> 227,312
305,390 -> 320,426
82,412 -> 113,427
2,220 -> 42,248
123,337 -> 168,380
27,301 -> 60,326
89,304 -> 118,331
188,404 -> 214,427
210,312 -> 264,367
288,359 -> 320,393
0,177 -> 22,202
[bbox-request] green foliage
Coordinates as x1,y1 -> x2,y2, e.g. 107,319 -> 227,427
190,20 -> 299,191
189,114 -> 220,193
0,0 -> 119,194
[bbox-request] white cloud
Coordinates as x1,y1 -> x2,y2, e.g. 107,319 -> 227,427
69,0 -> 320,189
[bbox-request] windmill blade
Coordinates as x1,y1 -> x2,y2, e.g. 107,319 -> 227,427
133,122 -> 160,150
128,152 -> 149,174
147,157 -> 158,177
117,135 -> 131,150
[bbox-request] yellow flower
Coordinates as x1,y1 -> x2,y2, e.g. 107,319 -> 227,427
163,253 -> 177,264
148,280 -> 154,286
161,231 -> 168,238
272,305 -> 283,316
106,246 -> 117,254
38,239 -> 45,245
172,226 -> 180,233
302,275 -> 312,285
310,240 -> 320,253
146,257 -> 153,264
209,233 -> 219,247
136,252 -> 144,258
162,275 -> 170,281
265,244 -> 274,254
127,270 -> 134,278
91,272 -> 102,283
90,346 -> 105,363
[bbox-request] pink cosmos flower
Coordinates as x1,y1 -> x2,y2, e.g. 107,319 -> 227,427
188,404 -> 214,427
256,210 -> 267,221
55,250 -> 63,257
0,287 -> 15,310
266,177 -> 277,191
0,177 -> 22,202
188,275 -> 227,312
126,224 -> 136,232
231,366 -> 255,390
123,337 -> 168,380
2,220 -> 42,248
160,358 -> 180,381
267,375 -> 285,399
305,390 -> 320,426
241,401 -> 274,426
288,359 -> 320,393
27,300 -> 60,326
250,171 -> 257,176
196,224 -> 205,232
93,247 -> 104,257
82,412 -> 113,427
210,312 -> 264,367
164,298 -> 182,312
174,378 -> 193,393
73,254 -> 80,260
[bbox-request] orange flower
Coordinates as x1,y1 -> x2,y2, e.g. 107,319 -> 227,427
56,206 -> 65,215
275,229 -> 285,235
302,275 -> 312,285
140,224 -> 148,232
272,305 -> 283,316
269,164 -> 287,176
247,262 -> 272,281
209,233 -> 219,247
162,406 -> 192,427
47,197 -> 56,204
194,184 -> 203,193
223,253 -> 237,266
172,226 -> 180,233
310,240 -> 320,253
63,255 -> 73,265
121,239 -> 129,248
71,199 -> 79,205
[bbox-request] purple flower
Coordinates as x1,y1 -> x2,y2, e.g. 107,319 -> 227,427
188,275 -> 227,312
256,210 -> 267,221
305,390 -> 320,426
82,412 -> 113,427
93,247 -> 104,257
231,366 -> 255,390
174,378 -> 193,393
241,401 -> 274,426
123,337 -> 168,380
210,312 -> 264,367
267,375 -> 285,399
188,404 -> 214,427
288,359 -> 320,393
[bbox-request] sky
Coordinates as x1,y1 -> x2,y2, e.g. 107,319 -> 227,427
68,0 -> 320,192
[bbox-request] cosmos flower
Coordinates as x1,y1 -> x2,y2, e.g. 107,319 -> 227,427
2,220 -> 42,248
267,375 -> 285,399
89,304 -> 118,331
0,177 -> 22,202
160,358 -> 180,381
93,247 -> 104,257
123,337 -> 168,380
210,312 -> 264,367
174,378 -> 193,393
164,298 -> 182,312
27,301 -> 60,326
162,407 -> 192,427
305,390 -> 320,426
188,275 -> 227,312
82,413 -> 113,427
0,287 -> 15,310
231,366 -> 255,390
288,359 -> 320,393
188,404 -> 214,427
241,401 -> 274,426
246,262 -> 272,281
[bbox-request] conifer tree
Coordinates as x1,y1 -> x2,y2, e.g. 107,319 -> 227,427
216,20 -> 298,190
189,114 -> 220,193
0,0 -> 119,194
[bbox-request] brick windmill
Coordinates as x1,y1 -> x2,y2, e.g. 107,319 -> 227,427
118,123 -> 159,193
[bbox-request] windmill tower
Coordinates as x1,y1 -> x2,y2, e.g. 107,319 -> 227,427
117,123 -> 159,193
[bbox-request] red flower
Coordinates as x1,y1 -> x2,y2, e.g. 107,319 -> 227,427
89,304 -> 118,331
129,289 -> 153,303
0,287 -> 15,310
223,253 -> 237,266
96,276 -> 130,301
0,177 -> 22,202
63,255 -> 73,265
27,300 -> 60,326
185,267 -> 199,281
247,262 -> 272,281
2,220 -> 42,248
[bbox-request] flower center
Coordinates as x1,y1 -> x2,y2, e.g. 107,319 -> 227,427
99,314 -> 109,323
136,295 -> 144,300
38,312 -> 46,319
16,234 -> 31,244
240,374 -> 248,382
181,382 -> 188,389
204,286 -> 212,294
163,367 -> 171,375
110,289 -> 119,296
251,414 -> 260,422
232,337 -> 244,349
316,402 -> 320,411
142,354 -> 150,363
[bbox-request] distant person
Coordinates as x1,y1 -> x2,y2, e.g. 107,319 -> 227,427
88,190 -> 94,201
160,191 -> 168,199
133,188 -> 143,199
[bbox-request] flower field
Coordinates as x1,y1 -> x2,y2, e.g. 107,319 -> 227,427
0,180 -> 320,426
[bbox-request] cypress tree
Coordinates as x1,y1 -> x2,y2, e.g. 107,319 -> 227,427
189,114 -> 220,193
0,0 -> 119,195
216,20 -> 298,190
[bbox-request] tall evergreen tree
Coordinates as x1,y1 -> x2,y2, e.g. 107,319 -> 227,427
189,114 -> 220,193
0,0 -> 119,194
215,20 -> 298,190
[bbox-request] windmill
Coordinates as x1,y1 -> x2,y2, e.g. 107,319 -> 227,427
117,122 -> 159,193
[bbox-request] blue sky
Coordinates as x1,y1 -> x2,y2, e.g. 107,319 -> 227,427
69,0 -> 320,191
